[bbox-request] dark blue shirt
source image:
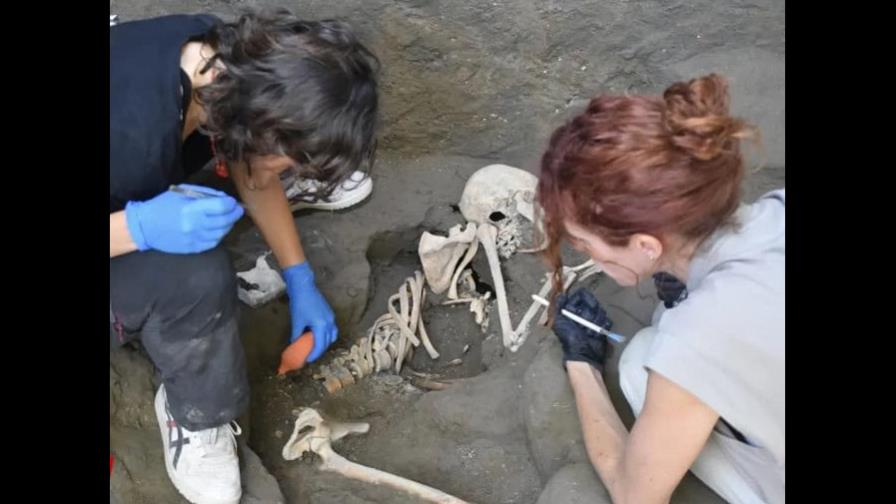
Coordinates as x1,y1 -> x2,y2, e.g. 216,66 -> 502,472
109,14 -> 219,212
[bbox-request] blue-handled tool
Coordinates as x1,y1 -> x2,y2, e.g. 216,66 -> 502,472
531,294 -> 626,343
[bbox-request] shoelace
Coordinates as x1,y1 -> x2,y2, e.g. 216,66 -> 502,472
194,421 -> 242,458
284,171 -> 369,203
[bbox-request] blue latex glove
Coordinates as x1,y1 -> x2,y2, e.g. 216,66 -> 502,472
125,184 -> 244,254
282,261 -> 337,362
552,288 -> 614,372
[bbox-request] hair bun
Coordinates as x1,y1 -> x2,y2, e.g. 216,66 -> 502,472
663,73 -> 751,161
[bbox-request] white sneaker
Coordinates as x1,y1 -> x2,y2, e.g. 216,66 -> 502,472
154,385 -> 242,504
281,170 -> 373,211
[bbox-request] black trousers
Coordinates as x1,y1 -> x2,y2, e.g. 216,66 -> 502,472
110,247 -> 248,431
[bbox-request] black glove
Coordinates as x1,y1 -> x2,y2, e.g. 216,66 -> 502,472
551,288 -> 613,372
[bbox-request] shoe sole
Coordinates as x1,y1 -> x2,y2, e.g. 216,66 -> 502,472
154,387 -> 240,504
288,177 -> 373,212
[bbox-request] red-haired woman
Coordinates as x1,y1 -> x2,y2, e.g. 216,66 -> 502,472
538,74 -> 783,504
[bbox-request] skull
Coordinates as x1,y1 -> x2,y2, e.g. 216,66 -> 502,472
458,164 -> 539,258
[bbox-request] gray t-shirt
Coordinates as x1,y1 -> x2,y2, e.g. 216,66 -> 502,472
646,189 -> 785,501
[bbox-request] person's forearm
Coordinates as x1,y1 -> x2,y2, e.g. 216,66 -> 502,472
567,361 -> 630,501
232,165 -> 305,269
110,211 -> 138,257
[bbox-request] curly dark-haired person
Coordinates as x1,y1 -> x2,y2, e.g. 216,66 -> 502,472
109,10 -> 378,503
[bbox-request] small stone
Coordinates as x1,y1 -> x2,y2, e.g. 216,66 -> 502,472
382,374 -> 404,386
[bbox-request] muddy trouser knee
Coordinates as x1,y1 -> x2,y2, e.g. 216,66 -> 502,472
110,247 -> 249,431
618,328 -> 774,504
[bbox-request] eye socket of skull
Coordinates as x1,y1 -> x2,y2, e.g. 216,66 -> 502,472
489,211 -> 507,222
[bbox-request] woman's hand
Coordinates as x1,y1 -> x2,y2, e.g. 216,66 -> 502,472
552,288 -> 613,372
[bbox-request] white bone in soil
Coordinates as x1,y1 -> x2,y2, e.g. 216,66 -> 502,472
536,260 -> 601,327
507,273 -> 554,352
418,223 -> 478,294
442,269 -> 491,332
476,222 -> 515,348
458,164 -> 538,226
283,408 -> 470,504
459,164 -> 539,258
510,260 -> 602,352
411,271 -> 440,359
447,231 -> 479,300
314,272 -> 438,393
